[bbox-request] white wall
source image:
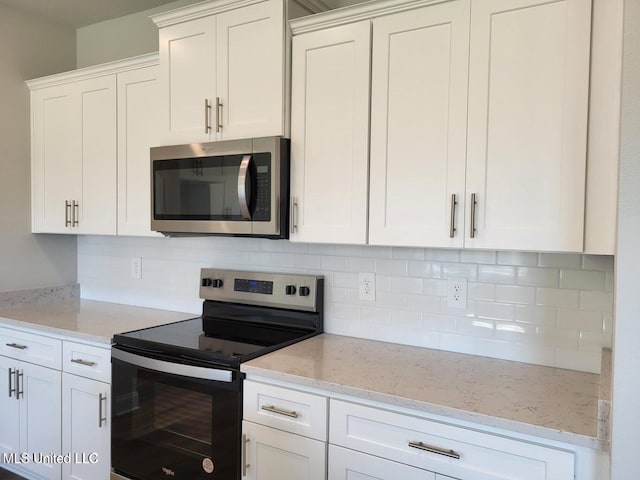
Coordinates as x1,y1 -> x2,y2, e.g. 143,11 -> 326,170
76,0 -> 203,68
610,0 -> 640,476
78,236 -> 613,373
0,4 -> 78,292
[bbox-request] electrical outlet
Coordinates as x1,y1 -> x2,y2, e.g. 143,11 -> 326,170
131,257 -> 142,279
359,273 -> 376,301
447,277 -> 467,308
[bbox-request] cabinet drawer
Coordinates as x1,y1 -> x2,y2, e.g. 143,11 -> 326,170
62,341 -> 111,383
0,327 -> 61,369
330,400 -> 575,480
243,380 -> 328,441
329,444 -> 435,480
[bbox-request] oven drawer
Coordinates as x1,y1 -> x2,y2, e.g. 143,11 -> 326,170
63,341 -> 111,382
0,326 -> 61,369
330,400 -> 575,480
244,380 -> 328,441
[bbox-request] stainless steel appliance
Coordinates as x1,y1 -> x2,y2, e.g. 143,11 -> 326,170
111,269 -> 323,480
151,137 -> 289,238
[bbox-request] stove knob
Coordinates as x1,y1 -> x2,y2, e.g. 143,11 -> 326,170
201,278 -> 213,287
299,286 -> 310,297
285,285 -> 297,295
211,279 -> 224,288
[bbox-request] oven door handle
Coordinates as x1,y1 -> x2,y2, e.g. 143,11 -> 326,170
112,348 -> 234,383
238,155 -> 253,220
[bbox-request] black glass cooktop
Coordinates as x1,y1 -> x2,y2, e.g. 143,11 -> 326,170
113,314 -> 315,367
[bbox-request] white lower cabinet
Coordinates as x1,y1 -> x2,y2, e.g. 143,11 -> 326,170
329,444 -> 435,480
0,324 -> 111,480
243,377 -> 605,480
61,373 -> 110,480
241,421 -> 326,480
0,355 -> 62,480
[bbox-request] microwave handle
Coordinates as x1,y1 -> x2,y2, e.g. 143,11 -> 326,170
238,155 -> 253,220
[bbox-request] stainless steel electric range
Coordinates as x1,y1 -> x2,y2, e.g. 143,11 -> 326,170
110,269 -> 324,480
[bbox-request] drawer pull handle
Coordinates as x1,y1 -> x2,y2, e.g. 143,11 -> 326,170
261,405 -> 299,418
71,358 -> 97,367
6,343 -> 27,350
408,441 -> 460,460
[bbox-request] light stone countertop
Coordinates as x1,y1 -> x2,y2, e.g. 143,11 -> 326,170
242,333 -> 607,450
0,299 -> 195,344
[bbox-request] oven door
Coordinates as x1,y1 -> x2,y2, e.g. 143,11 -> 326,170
111,346 -> 242,480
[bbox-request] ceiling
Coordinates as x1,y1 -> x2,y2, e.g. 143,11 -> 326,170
0,0 -> 190,28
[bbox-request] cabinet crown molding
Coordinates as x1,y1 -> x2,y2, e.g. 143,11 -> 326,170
25,53 -> 159,90
152,0 -> 277,27
290,0 -> 448,34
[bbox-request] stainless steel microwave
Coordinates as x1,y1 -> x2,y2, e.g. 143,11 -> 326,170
151,137 -> 289,238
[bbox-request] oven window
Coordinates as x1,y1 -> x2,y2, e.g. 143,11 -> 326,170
111,357 -> 240,480
153,153 -> 271,221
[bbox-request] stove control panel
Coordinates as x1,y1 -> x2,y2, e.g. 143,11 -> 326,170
199,269 -> 323,312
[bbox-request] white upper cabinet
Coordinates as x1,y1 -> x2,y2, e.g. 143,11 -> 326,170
31,76 -> 117,235
465,0 -> 591,251
154,0 -> 286,145
28,54 -> 160,237
117,65 -> 162,237
369,1 -> 470,248
291,0 -> 594,252
290,21 -> 371,243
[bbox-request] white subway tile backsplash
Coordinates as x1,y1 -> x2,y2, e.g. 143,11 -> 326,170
538,253 -> 582,269
536,288 -> 580,308
495,285 -> 536,304
497,251 -> 538,266
514,305 -> 557,326
516,267 -> 559,287
460,250 -> 496,264
77,237 -> 613,373
582,255 -> 615,272
558,308 -> 603,333
391,277 -> 423,294
580,291 -> 614,313
468,282 -> 496,301
478,265 -> 516,284
559,269 -> 606,291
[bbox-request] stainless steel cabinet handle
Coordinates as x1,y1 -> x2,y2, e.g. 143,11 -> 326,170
408,441 -> 460,460
449,194 -> 457,238
242,434 -> 250,477
216,97 -> 223,133
99,393 -> 107,428
16,370 -> 23,400
204,99 -> 212,133
6,343 -> 28,350
261,405 -> 299,418
65,201 -> 72,227
71,358 -> 97,367
290,197 -> 298,234
72,200 -> 79,227
470,193 -> 477,238
238,155 -> 252,220
8,368 -> 15,398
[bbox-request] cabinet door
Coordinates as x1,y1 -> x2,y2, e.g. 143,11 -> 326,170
369,0 -> 470,248
117,66 -> 163,237
158,16 -> 216,144
465,0 -> 591,251
329,444 -> 435,480
20,362 -> 62,480
77,76 -> 117,235
31,83 -> 81,233
242,421 -> 326,480
0,357 -> 20,463
62,373 -> 110,480
290,21 -> 371,244
217,0 -> 285,140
